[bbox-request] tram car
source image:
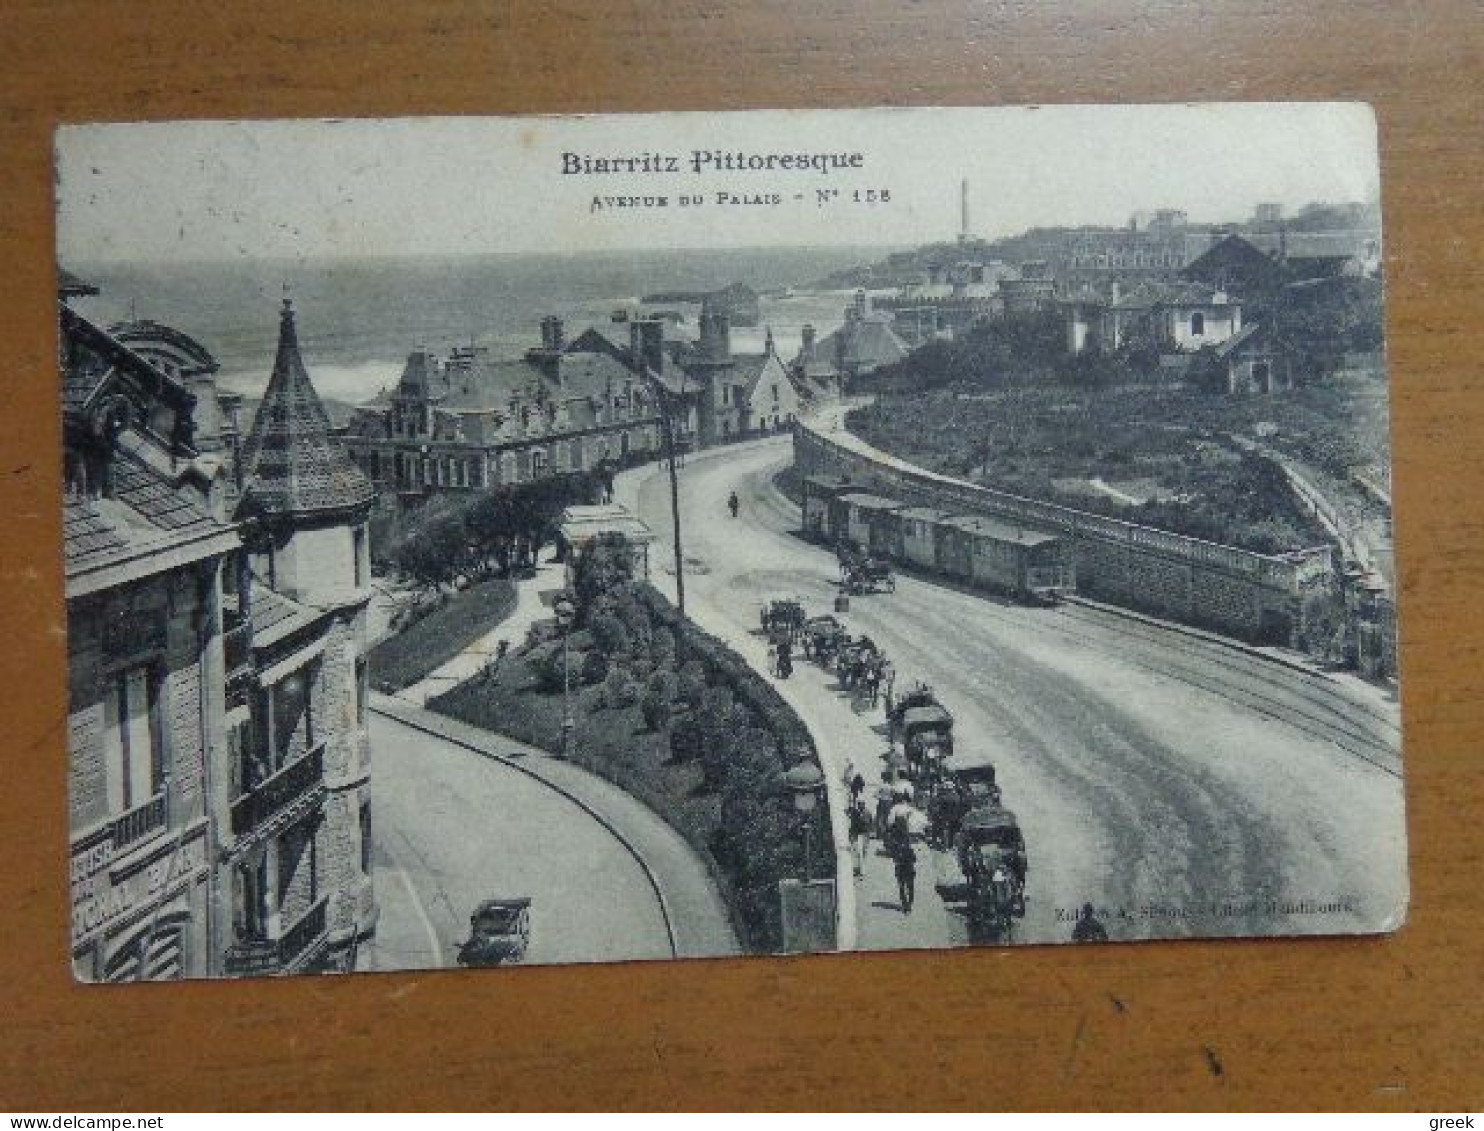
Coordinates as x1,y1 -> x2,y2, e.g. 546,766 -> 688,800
800,475 -> 853,542
823,492 -> 900,555
934,514 -> 1076,603
893,506 -> 952,571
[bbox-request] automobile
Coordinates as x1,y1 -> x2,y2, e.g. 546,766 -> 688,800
455,897 -> 532,967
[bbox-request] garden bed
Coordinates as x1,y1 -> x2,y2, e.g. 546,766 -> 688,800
367,577 -> 517,692
429,538 -> 829,954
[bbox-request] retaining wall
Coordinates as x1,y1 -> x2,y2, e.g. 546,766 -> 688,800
795,423 -> 1335,642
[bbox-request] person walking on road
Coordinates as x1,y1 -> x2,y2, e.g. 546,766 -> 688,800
893,834 -> 917,913
875,772 -> 897,841
727,491 -> 740,519
847,798 -> 872,877
1072,902 -> 1109,943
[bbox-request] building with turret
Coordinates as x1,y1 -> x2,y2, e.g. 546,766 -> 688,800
63,281 -> 379,980
224,298 -> 378,975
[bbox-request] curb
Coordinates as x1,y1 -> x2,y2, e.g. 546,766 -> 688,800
370,695 -> 686,959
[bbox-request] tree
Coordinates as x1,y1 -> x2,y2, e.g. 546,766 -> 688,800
640,671 -> 677,733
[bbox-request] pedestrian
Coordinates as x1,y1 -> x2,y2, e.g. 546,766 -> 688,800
777,638 -> 793,680
847,798 -> 871,877
766,639 -> 779,677
850,770 -> 867,804
893,834 -> 917,913
1072,902 -> 1109,943
875,772 -> 897,840
881,661 -> 896,713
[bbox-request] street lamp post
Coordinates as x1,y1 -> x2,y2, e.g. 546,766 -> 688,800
783,760 -> 826,882
554,594 -> 575,761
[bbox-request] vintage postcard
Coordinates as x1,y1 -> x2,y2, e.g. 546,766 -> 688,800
55,105 -> 1404,981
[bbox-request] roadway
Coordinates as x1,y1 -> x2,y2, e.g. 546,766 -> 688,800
362,707 -> 678,971
620,434 -> 1408,948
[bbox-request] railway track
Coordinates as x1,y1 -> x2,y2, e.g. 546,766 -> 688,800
912,583 -> 1403,778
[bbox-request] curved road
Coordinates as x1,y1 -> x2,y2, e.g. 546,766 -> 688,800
366,709 -> 676,970
623,435 -> 1408,948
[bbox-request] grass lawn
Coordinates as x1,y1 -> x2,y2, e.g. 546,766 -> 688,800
368,576 -> 517,692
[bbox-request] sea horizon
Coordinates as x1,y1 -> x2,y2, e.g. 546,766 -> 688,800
64,245 -> 899,406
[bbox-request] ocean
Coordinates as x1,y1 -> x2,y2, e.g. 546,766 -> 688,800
66,247 -> 893,407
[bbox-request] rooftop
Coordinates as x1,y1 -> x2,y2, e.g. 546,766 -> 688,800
238,299 -> 374,521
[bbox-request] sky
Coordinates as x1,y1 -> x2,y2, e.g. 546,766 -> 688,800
55,104 -> 1382,263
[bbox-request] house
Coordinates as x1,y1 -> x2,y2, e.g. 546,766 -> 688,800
1212,323 -> 1291,394
1181,233 -> 1289,298
801,290 -> 910,387
343,315 -> 664,494
1064,281 -> 1244,356
735,330 -> 804,434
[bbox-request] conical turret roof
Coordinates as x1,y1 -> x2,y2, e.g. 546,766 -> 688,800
238,298 -> 373,520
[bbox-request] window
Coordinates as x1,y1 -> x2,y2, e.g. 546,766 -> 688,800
355,656 -> 367,726
721,385 -> 730,406
360,800 -> 373,873
270,663 -> 315,770
1190,311 -> 1206,337
103,665 -> 162,813
771,383 -> 780,403
352,526 -> 366,588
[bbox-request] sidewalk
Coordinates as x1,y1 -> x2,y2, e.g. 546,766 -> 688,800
371,693 -> 740,960
395,557 -> 565,706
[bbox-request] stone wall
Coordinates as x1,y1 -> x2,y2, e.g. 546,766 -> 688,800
795,423 -> 1335,642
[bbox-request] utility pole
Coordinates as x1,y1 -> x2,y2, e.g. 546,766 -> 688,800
656,380 -> 687,620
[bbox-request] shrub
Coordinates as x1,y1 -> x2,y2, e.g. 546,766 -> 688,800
640,670 -> 677,732
580,648 -> 610,686
589,611 -> 631,658
669,713 -> 704,763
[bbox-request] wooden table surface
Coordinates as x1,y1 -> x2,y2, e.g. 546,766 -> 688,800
1,1 -> 1480,1111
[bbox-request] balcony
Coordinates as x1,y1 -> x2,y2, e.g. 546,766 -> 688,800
223,896 -> 330,977
111,791 -> 167,852
230,744 -> 324,839
224,622 -> 253,682
279,896 -> 330,971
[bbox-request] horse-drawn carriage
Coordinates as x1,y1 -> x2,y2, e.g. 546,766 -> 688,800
801,614 -> 849,665
936,806 -> 1027,941
887,685 -> 954,775
760,598 -> 806,645
925,763 -> 1001,849
844,556 -> 896,595
835,540 -> 895,596
836,634 -> 884,692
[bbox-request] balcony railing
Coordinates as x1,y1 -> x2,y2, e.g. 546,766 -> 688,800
111,791 -> 167,852
224,622 -> 253,681
230,744 -> 324,838
279,896 -> 330,971
223,896 -> 330,977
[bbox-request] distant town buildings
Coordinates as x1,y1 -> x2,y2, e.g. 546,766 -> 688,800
64,279 -> 377,981
344,317 -> 666,495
